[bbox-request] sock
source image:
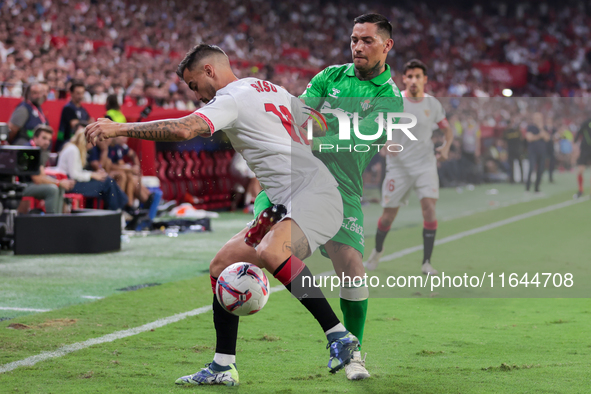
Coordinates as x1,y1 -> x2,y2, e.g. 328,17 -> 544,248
273,256 -> 341,333
212,353 -> 236,369
340,298 -> 368,347
423,220 -> 438,264
578,173 -> 583,193
375,217 -> 391,253
324,323 -> 346,336
212,293 -> 239,357
210,275 -> 217,293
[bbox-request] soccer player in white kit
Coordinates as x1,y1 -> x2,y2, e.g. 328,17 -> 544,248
366,59 -> 454,275
85,44 -> 358,386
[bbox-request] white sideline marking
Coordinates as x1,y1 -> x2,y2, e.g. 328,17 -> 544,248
0,286 -> 285,374
379,197 -> 588,263
81,296 -> 104,300
0,197 -> 585,374
0,307 -> 52,313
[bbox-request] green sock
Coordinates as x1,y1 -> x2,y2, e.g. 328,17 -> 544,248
340,298 -> 368,348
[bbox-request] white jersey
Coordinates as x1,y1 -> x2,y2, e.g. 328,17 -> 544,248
387,92 -> 447,174
194,78 -> 337,208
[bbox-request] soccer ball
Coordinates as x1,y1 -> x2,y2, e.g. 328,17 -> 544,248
216,262 -> 270,316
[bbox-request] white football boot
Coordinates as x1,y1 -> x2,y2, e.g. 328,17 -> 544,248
365,249 -> 383,271
345,351 -> 370,380
421,260 -> 439,276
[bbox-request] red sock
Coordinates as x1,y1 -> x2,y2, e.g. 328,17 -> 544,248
578,174 -> 584,193
424,220 -> 438,230
377,217 -> 392,232
210,275 -> 217,294
273,256 -> 306,286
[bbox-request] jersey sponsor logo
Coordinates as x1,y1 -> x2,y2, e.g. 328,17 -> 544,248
328,88 -> 341,98
361,99 -> 372,111
342,216 -> 364,238
424,109 -> 430,117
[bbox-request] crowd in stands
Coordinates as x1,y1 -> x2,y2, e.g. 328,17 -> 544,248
2,0 -> 591,108
3,0 -> 591,215
433,96 -> 589,189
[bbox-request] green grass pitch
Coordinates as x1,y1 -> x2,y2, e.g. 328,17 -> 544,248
0,173 -> 590,393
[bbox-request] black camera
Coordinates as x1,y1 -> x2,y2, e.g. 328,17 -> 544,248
0,141 -> 42,247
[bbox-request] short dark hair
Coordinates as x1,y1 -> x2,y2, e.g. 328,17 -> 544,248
354,13 -> 392,39
403,59 -> 428,76
33,125 -> 53,138
106,94 -> 120,111
69,80 -> 85,93
176,44 -> 227,79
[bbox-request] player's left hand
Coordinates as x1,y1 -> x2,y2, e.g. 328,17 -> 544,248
85,118 -> 121,146
435,145 -> 450,162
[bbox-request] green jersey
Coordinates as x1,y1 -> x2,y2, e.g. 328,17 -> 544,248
300,63 -> 403,198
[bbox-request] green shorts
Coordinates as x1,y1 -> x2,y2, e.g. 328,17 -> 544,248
253,189 -> 364,259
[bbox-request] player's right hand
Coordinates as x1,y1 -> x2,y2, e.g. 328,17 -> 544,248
85,118 -> 120,146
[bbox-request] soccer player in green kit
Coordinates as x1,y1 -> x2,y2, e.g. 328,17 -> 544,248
254,13 -> 403,380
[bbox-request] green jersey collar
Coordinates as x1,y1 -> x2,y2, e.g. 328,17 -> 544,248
345,63 -> 392,86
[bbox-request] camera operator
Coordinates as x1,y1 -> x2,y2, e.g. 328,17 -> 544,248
7,83 -> 49,146
19,125 -> 75,214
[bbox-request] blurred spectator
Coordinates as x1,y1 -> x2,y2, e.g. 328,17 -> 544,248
107,136 -> 155,211
483,139 -> 509,183
1,1 -> 590,101
104,94 -> 126,123
546,116 -> 558,183
56,81 -> 91,152
18,125 -> 75,213
459,116 -> 481,183
8,82 -> 48,145
503,118 -> 524,183
56,125 -> 128,210
557,119 -> 574,170
525,112 -> 550,193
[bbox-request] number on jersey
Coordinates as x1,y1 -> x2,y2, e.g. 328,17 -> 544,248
264,103 -> 309,145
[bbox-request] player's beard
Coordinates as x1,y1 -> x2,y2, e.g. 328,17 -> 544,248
354,59 -> 383,81
408,85 -> 420,96
200,83 -> 217,104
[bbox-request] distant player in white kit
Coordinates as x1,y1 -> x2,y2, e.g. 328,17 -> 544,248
85,44 -> 358,386
366,59 -> 454,275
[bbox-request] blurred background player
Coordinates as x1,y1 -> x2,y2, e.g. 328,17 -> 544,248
574,117 -> 591,198
249,13 -> 402,380
366,59 -> 453,276
85,44 -> 358,386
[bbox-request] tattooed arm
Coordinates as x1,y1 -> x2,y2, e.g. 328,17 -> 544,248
85,114 -> 211,145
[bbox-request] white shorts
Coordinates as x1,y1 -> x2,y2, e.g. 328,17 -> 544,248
381,166 -> 439,208
287,183 -> 343,255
